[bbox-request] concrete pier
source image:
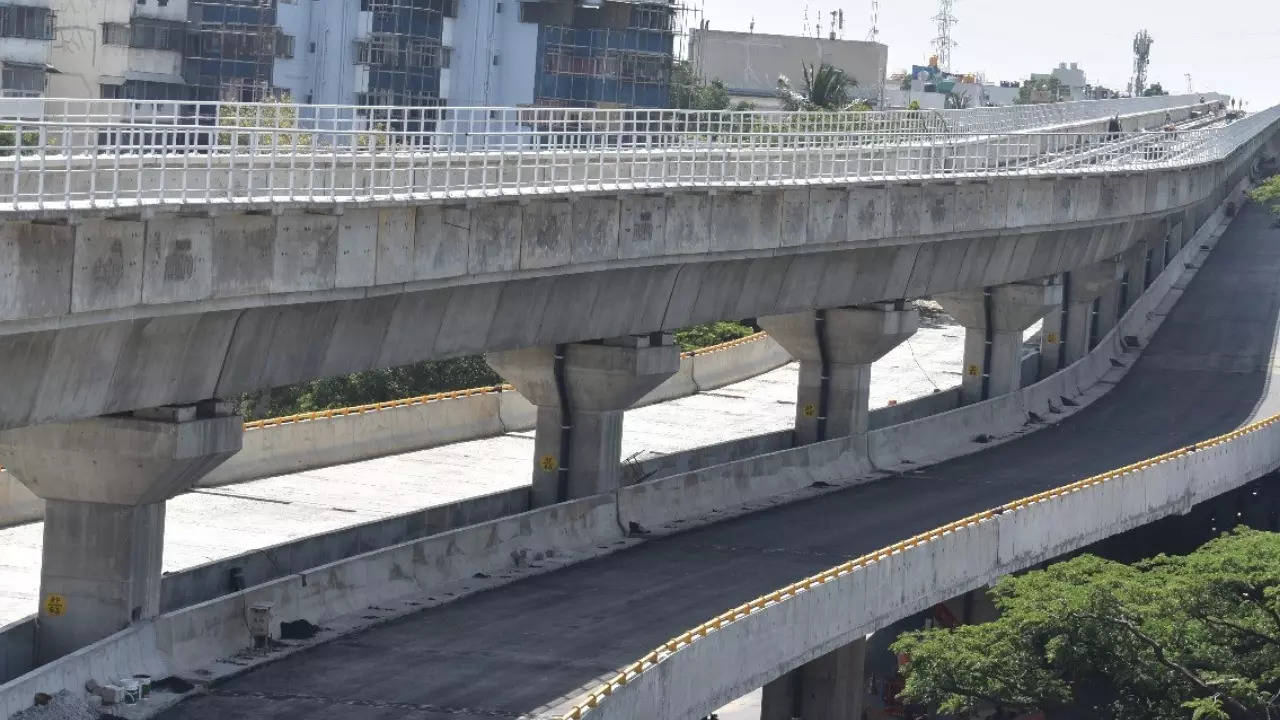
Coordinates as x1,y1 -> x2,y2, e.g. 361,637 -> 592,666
0,404 -> 241,662
1040,261 -> 1126,376
487,337 -> 680,507
760,304 -> 919,445
939,280 -> 1063,404
761,638 -> 867,720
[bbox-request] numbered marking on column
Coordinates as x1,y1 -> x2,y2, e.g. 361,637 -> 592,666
540,455 -> 558,472
966,364 -> 981,377
802,403 -> 817,417
44,594 -> 66,617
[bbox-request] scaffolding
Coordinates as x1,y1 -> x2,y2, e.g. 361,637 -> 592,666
524,0 -> 680,109
185,0 -> 280,102
355,0 -> 456,107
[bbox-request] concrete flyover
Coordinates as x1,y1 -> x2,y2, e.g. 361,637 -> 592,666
130,174 -> 1280,720
0,96 -> 1241,431
0,95 -> 1274,706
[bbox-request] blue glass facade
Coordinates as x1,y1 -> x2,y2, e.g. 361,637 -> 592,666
533,1 -> 674,108
184,0 -> 279,101
357,0 -> 453,106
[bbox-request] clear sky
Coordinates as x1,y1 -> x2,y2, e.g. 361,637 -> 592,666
689,0 -> 1280,109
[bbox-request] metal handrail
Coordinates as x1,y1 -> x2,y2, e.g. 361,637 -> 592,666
0,104 -> 1269,215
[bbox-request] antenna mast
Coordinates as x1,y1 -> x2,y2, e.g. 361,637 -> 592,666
866,0 -> 879,42
932,0 -> 957,71
1131,30 -> 1153,97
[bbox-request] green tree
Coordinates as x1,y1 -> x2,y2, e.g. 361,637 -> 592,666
1248,175 -> 1280,216
1143,82 -> 1170,97
777,62 -> 858,111
673,321 -> 755,352
893,528 -> 1280,720
1017,76 -> 1065,104
945,91 -> 973,109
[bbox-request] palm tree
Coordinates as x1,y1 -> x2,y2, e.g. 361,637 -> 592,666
945,91 -> 972,109
777,62 -> 858,111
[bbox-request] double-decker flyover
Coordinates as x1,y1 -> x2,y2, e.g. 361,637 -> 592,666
154,177 -> 1280,720
0,95 -> 1275,715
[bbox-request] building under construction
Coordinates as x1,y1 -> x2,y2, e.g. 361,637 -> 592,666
184,0 -> 281,102
355,0 -> 454,107
521,0 -> 677,108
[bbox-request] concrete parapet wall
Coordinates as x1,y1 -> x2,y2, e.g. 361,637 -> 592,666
156,486 -> 531,614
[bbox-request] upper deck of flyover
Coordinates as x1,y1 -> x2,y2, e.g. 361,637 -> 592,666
0,95 -> 1264,434
155,163 -> 1280,720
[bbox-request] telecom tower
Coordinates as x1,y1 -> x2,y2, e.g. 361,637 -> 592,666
1131,30 -> 1153,97
932,0 -> 957,71
866,0 -> 879,42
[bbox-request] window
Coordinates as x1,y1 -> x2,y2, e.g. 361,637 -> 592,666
131,18 -> 186,52
275,32 -> 294,58
0,5 -> 55,40
102,22 -> 130,45
1,63 -> 46,95
99,83 -> 123,99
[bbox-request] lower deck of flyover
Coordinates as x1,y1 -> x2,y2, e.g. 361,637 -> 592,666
154,203 -> 1280,720
0,317 -> 967,628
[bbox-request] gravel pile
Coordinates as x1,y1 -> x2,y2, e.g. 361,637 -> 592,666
10,691 -> 98,720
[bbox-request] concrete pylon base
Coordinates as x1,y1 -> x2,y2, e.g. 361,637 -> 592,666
760,638 -> 867,720
0,404 -> 242,662
760,304 -> 919,445
487,337 -> 680,507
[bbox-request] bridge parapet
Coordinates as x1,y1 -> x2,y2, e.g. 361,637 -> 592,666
0,96 -> 1231,215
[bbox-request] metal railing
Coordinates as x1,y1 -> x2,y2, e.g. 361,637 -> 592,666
0,95 -> 1262,214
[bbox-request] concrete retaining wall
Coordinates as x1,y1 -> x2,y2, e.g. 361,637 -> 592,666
157,486 -> 531,613
0,619 -> 31,691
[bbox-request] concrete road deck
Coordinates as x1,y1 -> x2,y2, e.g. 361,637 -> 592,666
156,203 -> 1280,720
0,320 -> 966,628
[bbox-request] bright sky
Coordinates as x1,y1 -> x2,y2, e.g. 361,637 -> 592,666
691,0 -> 1280,109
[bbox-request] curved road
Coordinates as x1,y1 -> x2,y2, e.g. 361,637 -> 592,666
161,203 -> 1280,720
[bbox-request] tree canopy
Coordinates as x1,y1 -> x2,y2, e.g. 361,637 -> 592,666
777,62 -> 861,111
1248,175 -> 1280,216
892,528 -> 1280,720
1143,82 -> 1171,97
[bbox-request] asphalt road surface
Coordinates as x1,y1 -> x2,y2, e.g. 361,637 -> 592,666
160,203 -> 1280,720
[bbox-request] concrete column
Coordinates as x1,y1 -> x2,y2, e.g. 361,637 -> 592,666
0,403 -> 242,662
1095,282 -> 1123,343
487,336 -> 680,507
761,638 -> 867,720
1040,260 -> 1126,375
938,279 -> 1062,404
759,303 -> 919,445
